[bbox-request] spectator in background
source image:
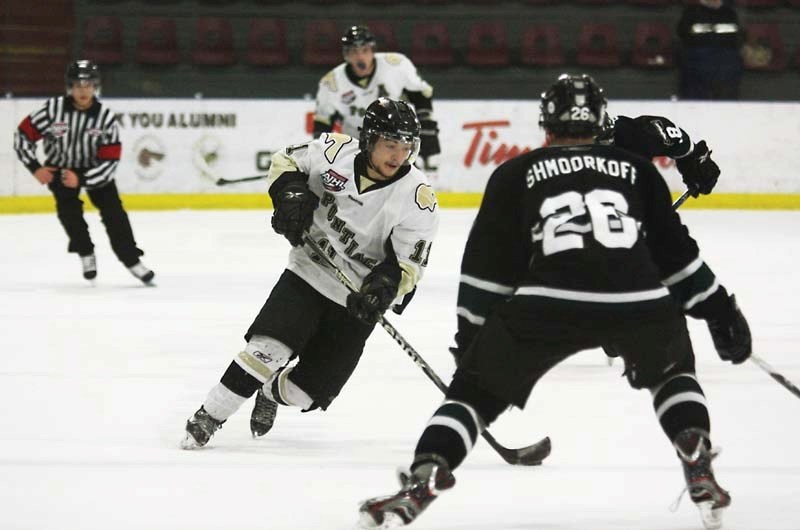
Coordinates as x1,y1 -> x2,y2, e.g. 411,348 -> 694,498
677,0 -> 744,100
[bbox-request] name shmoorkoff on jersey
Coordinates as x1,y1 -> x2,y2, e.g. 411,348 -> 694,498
527,154 -> 639,188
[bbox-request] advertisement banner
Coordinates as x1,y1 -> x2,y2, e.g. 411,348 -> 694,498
3,98 -> 799,197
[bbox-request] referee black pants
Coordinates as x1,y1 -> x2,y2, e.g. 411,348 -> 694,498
48,178 -> 144,266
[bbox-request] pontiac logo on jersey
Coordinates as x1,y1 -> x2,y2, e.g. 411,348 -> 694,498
341,91 -> 356,104
415,184 -> 437,212
321,169 -> 348,192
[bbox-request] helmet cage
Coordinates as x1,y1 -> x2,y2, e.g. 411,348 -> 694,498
539,74 -> 607,137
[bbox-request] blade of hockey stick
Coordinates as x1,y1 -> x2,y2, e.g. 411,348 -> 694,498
302,233 -> 550,466
749,355 -> 800,400
215,175 -> 267,186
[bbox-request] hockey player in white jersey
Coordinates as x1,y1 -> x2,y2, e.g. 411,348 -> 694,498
313,25 -> 441,172
181,98 -> 439,449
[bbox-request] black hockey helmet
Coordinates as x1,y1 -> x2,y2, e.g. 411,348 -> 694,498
341,25 -> 377,52
539,74 -> 608,137
65,60 -> 101,90
359,97 -> 421,164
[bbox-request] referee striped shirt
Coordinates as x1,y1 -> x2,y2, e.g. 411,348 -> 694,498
14,96 -> 121,189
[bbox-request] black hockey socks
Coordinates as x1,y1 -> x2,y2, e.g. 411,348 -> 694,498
651,373 -> 711,446
413,400 -> 482,472
220,361 -> 262,398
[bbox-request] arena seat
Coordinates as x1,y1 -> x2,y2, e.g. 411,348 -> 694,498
136,17 -> 180,65
191,17 -> 235,66
631,21 -> 674,68
576,22 -> 621,67
303,20 -> 341,66
520,24 -> 565,66
82,16 -> 124,65
466,22 -> 510,67
410,22 -> 455,66
245,18 -> 289,66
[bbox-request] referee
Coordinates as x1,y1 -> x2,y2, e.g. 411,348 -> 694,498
14,60 -> 154,284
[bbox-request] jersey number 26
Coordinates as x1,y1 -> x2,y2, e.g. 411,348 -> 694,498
534,189 -> 639,255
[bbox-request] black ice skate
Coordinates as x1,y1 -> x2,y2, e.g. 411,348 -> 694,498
673,429 -> 731,530
80,254 -> 97,280
180,406 -> 224,450
359,455 -> 455,528
127,261 -> 155,284
250,389 -> 278,437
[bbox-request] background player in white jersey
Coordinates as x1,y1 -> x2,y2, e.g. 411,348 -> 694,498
181,98 -> 439,449
313,25 -> 441,172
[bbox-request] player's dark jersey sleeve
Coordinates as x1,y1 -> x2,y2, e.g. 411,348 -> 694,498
638,163 -> 729,320
607,115 -> 694,160
455,162 -> 529,351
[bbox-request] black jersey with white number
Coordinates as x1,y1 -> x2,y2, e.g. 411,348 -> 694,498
455,143 -> 722,350
14,96 -> 121,189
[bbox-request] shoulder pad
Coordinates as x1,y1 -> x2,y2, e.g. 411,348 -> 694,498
320,71 -> 338,92
383,53 -> 404,66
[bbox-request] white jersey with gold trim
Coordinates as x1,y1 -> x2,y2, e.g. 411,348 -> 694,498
268,132 -> 439,307
314,53 -> 433,137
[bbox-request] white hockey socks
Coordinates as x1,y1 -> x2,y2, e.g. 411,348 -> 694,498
264,367 -> 314,410
204,383 -> 248,422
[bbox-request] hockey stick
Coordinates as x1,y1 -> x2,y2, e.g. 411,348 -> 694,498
215,175 -> 267,186
674,191 -> 800,400
672,189 -> 692,209
748,355 -> 800,399
301,233 -> 551,466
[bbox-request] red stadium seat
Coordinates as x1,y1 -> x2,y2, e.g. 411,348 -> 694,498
520,24 -> 565,66
191,17 -> 235,66
631,22 -> 674,68
411,22 -> 454,66
743,23 -> 787,71
245,18 -> 288,66
466,22 -> 509,67
82,16 -> 124,65
366,21 -> 399,52
625,0 -> 673,6
136,17 -> 180,65
576,23 -> 620,67
733,0 -> 780,7
303,20 -> 341,66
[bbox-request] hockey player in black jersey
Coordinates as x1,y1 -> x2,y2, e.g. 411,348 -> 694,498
359,75 -> 751,530
13,60 -> 154,284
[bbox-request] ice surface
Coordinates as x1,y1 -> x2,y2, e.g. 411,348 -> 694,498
0,209 -> 798,530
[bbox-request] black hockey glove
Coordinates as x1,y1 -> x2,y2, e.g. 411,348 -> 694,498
346,262 -> 401,325
269,173 -> 319,247
676,140 -> 720,198
707,294 -> 752,364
